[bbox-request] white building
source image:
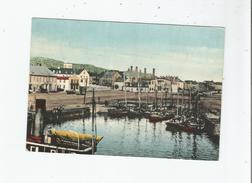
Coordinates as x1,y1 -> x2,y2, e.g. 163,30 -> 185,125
113,82 -> 125,90
50,68 -> 74,91
78,69 -> 90,87
149,79 -> 172,93
56,76 -> 71,91
50,68 -> 90,92
63,63 -> 73,69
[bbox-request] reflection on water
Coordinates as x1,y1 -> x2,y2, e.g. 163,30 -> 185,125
45,115 -> 219,160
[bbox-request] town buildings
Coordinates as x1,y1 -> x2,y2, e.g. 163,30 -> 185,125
99,70 -> 122,86
29,63 -> 222,95
29,65 -> 57,92
50,68 -> 74,91
50,67 -> 90,92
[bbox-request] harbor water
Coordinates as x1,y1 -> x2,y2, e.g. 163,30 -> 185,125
45,114 -> 219,160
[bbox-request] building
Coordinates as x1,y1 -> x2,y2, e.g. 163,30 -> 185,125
113,81 -> 125,90
29,65 -> 57,92
50,68 -> 74,91
69,75 -> 79,90
124,66 -> 155,87
149,79 -> 172,93
78,69 -> 90,93
63,63 -> 73,69
50,68 -> 90,92
99,70 -> 122,86
213,82 -> 222,91
56,76 -> 71,91
184,80 -> 199,91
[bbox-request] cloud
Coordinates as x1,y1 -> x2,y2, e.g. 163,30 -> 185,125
30,36 -> 224,81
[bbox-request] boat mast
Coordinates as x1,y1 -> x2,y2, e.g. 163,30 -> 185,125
91,88 -> 96,154
123,72 -> 127,108
155,82 -> 158,109
176,90 -> 179,116
189,88 -> 192,111
138,71 -> 141,109
83,78 -> 88,104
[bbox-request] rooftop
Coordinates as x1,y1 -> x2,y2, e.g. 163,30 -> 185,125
30,65 -> 55,76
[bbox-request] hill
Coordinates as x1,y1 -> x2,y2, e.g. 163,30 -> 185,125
30,57 -> 108,75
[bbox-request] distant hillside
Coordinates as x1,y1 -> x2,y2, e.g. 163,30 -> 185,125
30,57 -> 108,75
31,57 -> 64,68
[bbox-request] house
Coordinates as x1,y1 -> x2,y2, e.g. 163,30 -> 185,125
69,75 -> 79,90
99,70 -> 122,86
29,65 -> 57,92
184,80 -> 199,91
213,82 -> 222,91
78,69 -> 90,94
149,79 -> 172,93
56,76 -> 70,91
50,68 -> 90,92
50,68 -> 74,91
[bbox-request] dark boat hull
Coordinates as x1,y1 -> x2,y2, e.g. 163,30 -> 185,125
166,122 -> 204,133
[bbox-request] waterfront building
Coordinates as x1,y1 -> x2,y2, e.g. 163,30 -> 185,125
113,81 -> 124,90
149,79 -> 172,93
124,66 -> 155,87
69,75 -> 79,90
184,80 -> 199,91
78,69 -> 90,93
213,82 -> 222,92
50,68 -> 74,91
29,65 -> 57,92
50,68 -> 90,92
99,70 -> 122,86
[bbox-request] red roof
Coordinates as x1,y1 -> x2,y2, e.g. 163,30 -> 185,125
57,76 -> 70,80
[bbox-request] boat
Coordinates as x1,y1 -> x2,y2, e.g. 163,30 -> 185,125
44,129 -> 103,151
26,88 -> 103,154
148,113 -> 165,122
165,116 -> 205,133
148,112 -> 174,122
165,116 -> 183,131
107,108 -> 128,118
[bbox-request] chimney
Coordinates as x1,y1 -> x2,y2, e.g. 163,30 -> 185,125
144,68 -> 147,75
152,68 -> 155,76
135,66 -> 138,72
130,66 -> 133,71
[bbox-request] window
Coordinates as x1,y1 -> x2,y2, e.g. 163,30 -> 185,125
30,146 -> 38,152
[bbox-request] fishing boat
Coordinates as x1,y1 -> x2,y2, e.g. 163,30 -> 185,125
128,109 -> 142,118
107,108 -> 128,118
44,129 -> 103,152
165,116 -> 205,133
26,88 -> 103,154
148,113 -> 165,122
165,116 -> 183,131
148,111 -> 174,122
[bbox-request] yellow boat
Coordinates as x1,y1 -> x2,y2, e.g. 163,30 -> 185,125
49,129 -> 103,142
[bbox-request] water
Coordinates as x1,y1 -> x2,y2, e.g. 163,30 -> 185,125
45,115 -> 219,160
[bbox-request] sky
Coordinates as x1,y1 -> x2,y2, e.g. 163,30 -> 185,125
30,18 -> 225,82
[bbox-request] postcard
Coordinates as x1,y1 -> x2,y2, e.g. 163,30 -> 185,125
26,18 -> 224,160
